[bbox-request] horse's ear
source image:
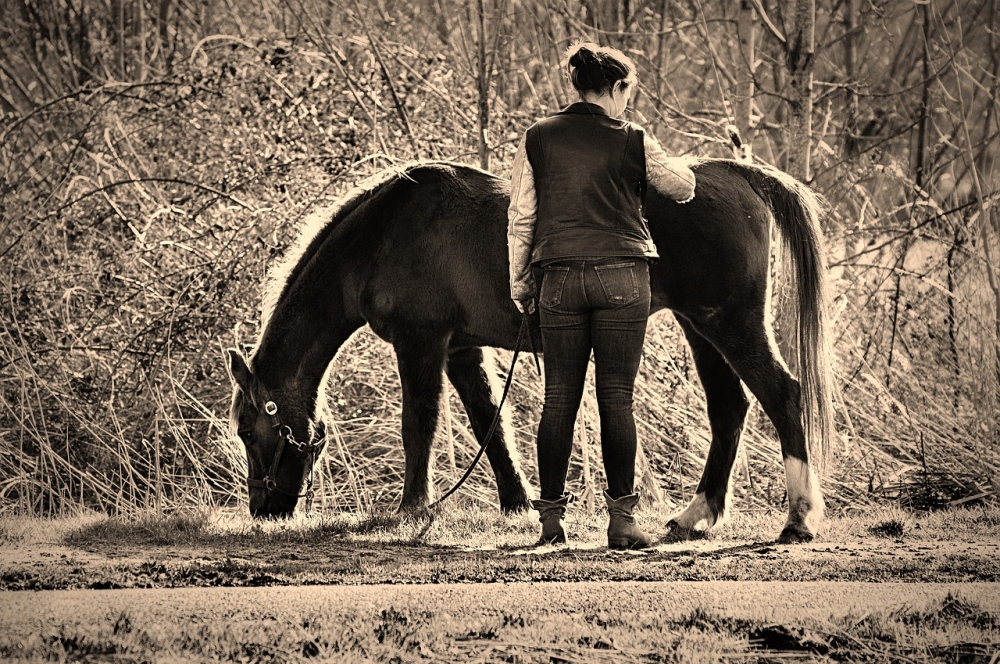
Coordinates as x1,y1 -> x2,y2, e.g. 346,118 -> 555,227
226,348 -> 253,391
311,418 -> 328,443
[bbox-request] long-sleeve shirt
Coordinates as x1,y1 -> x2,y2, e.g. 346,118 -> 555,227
507,129 -> 696,301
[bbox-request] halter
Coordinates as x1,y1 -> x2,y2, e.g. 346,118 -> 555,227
245,390 -> 327,509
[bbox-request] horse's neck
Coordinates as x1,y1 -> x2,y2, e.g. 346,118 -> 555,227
253,296 -> 358,412
253,329 -> 326,412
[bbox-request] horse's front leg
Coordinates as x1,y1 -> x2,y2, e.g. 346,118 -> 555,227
393,331 -> 450,512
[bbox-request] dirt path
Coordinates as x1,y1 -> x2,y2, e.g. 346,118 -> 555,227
3,511 -> 999,661
6,580 -> 999,631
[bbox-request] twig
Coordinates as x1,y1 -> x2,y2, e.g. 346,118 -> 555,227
1,177 -> 255,259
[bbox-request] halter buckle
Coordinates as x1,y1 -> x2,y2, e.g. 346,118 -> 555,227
264,401 -> 278,416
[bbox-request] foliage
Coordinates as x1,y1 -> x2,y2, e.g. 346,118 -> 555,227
1,0 -> 998,515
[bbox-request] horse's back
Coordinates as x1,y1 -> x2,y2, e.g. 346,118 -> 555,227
345,158 -> 774,346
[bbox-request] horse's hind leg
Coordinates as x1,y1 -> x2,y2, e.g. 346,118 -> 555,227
695,311 -> 824,543
394,332 -> 450,512
446,346 -> 532,513
665,316 -> 750,540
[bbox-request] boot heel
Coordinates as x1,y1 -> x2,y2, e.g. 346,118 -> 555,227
532,496 -> 569,545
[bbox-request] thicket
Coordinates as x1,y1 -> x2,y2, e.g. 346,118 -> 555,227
1,0 -> 997,516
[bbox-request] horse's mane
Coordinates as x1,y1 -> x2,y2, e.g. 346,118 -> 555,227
251,160 -> 495,363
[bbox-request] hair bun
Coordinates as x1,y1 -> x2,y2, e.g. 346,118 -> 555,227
563,41 -> 637,96
568,44 -> 597,68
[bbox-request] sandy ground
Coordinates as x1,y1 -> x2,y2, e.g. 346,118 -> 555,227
3,513 -> 999,660
3,580 -> 999,642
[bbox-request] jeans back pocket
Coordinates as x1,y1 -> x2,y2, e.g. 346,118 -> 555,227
594,262 -> 639,306
539,266 -> 571,309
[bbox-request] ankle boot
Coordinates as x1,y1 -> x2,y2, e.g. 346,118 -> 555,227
604,490 -> 652,550
531,495 -> 569,544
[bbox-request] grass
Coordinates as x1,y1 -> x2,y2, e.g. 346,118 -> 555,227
6,501 -> 992,550
4,501 -> 998,551
2,504 -> 999,590
1,592 -> 997,663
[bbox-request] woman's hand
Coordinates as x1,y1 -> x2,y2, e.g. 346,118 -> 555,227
515,298 -> 536,315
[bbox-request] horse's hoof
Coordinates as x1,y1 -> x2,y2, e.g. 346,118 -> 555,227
499,494 -> 532,515
397,502 -> 432,518
777,525 -> 815,544
660,520 -> 703,543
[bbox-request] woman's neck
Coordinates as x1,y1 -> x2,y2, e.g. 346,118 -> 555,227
581,92 -> 617,117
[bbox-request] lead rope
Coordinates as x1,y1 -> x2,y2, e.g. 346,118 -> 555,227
429,312 -> 538,510
304,446 -> 318,513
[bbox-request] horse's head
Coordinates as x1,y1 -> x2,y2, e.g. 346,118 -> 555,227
226,349 -> 326,519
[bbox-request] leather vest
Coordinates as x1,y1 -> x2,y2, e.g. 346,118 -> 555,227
525,102 -> 657,264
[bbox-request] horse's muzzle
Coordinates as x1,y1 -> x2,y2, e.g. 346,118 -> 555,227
248,490 -> 297,519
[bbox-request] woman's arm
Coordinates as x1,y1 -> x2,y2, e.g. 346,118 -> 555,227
644,131 -> 696,203
507,133 -> 538,302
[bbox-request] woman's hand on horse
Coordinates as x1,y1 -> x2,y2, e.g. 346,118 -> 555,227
515,298 -> 536,315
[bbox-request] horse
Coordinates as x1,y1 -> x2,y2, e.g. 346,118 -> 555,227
227,158 -> 834,544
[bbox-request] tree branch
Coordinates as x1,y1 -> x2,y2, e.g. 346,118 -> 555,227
747,0 -> 786,45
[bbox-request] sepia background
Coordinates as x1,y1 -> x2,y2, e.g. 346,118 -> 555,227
1,0 -> 998,517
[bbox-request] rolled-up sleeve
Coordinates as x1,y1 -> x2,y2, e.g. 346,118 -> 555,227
507,133 -> 538,301
644,131 -> 696,203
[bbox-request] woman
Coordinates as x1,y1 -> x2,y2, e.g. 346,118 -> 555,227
507,42 -> 696,549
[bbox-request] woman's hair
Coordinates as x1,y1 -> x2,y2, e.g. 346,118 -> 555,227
564,42 -> 637,95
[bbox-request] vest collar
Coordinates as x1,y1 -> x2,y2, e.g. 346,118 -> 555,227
559,101 -> 610,116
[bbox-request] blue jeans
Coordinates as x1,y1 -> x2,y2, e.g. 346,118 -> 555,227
536,258 -> 651,500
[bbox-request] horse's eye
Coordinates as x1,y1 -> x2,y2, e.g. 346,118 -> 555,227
237,428 -> 254,442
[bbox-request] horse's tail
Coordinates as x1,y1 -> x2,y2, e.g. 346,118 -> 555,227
728,161 -> 834,468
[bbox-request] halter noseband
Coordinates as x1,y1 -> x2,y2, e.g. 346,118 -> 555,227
245,391 -> 326,507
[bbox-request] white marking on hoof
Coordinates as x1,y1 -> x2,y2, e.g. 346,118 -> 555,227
668,493 -> 718,532
783,457 -> 825,537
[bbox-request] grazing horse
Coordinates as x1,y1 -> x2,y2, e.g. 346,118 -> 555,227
227,159 -> 833,543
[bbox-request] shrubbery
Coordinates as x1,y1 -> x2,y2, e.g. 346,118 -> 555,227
2,0 -> 997,515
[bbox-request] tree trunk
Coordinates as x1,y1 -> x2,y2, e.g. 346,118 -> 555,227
652,0 -> 672,134
136,0 -> 146,84
475,0 -> 490,170
914,1 -> 930,190
116,0 -> 126,81
785,0 -> 815,182
843,0 -> 860,155
734,0 -> 757,160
